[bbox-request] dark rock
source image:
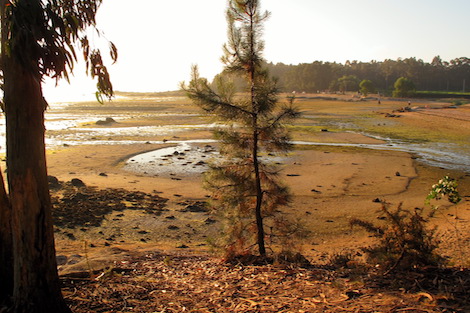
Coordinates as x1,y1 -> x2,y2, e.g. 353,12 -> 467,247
395,171 -> 401,176
56,255 -> 68,266
176,244 -> 189,249
65,232 -> 76,240
48,175 -> 61,189
96,117 -> 117,125
99,172 -> 108,177
205,218 -> 217,224
372,198 -> 382,203
71,178 -> 86,187
182,202 -> 208,213
168,225 -> 179,230
165,215 -> 176,220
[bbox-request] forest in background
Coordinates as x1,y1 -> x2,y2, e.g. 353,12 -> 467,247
214,56 -> 470,96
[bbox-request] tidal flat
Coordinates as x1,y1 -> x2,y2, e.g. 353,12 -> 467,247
25,91 -> 469,272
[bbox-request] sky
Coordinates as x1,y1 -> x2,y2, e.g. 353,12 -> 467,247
43,0 -> 470,102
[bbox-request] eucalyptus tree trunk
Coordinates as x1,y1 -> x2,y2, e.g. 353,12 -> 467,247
0,171 -> 13,304
2,49 -> 71,313
0,1 -> 13,304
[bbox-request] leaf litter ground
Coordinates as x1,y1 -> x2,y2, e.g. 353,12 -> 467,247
50,179 -> 469,312
61,251 -> 469,312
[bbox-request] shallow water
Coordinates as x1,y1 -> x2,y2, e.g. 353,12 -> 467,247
124,138 -> 470,176
0,101 -> 468,174
293,139 -> 470,173
123,142 -> 218,176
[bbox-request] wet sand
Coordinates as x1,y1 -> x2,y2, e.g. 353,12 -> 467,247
42,94 -> 470,272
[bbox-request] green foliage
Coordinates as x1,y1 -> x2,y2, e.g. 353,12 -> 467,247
415,91 -> 470,99
182,0 -> 301,258
425,176 -> 461,207
263,57 -> 470,94
350,202 -> 444,272
392,77 -> 416,98
337,75 -> 359,93
3,0 -> 116,99
359,79 -> 376,96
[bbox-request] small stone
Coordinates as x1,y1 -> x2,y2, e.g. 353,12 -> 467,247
205,218 -> 216,224
71,178 -> 85,187
65,232 -> 76,240
56,255 -> 68,266
48,176 -> 61,188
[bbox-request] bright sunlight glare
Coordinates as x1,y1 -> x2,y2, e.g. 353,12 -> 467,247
43,0 -> 470,103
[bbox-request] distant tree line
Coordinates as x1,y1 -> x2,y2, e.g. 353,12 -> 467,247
214,56 -> 470,95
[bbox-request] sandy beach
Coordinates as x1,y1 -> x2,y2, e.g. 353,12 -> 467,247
37,93 -> 470,273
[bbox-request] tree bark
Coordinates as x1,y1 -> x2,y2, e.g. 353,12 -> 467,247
0,0 -> 14,304
3,53 -> 71,313
0,170 -> 13,304
248,3 -> 266,257
253,127 -> 266,256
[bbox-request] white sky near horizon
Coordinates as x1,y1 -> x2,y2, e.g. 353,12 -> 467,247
43,0 -> 470,102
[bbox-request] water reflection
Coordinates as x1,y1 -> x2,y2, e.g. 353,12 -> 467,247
0,103 -> 468,175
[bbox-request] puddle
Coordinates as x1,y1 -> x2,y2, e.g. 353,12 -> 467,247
123,138 -> 470,177
123,142 -> 218,176
0,101 -> 468,175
